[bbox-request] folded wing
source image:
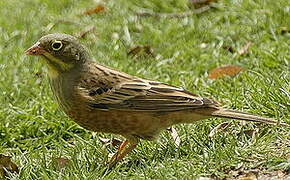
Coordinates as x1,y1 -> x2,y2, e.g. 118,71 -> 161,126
79,78 -> 219,111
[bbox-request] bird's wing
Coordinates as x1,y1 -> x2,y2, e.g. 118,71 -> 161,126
78,76 -> 218,111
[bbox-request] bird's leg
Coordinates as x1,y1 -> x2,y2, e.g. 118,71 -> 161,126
109,140 -> 129,163
108,140 -> 137,168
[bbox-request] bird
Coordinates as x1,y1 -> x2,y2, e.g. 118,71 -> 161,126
25,33 -> 288,167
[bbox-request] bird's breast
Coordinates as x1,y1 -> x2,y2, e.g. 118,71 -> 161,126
49,75 -> 77,114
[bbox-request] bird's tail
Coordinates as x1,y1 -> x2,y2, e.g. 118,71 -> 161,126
210,108 -> 289,127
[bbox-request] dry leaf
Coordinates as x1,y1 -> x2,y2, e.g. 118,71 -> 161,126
77,26 -> 96,38
208,122 -> 231,138
83,5 -> 105,16
238,42 -> 252,55
127,45 -> 154,58
167,127 -> 181,147
208,65 -> 244,79
0,154 -> 19,178
53,157 -> 70,169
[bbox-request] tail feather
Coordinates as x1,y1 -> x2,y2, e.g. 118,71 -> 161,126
210,109 -> 290,127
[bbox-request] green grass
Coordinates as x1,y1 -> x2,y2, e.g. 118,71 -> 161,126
0,0 -> 289,179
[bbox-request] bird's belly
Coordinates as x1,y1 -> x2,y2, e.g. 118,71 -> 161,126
65,106 -> 208,140
65,107 -> 175,139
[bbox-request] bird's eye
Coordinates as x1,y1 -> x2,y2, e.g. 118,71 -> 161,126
51,41 -> 63,51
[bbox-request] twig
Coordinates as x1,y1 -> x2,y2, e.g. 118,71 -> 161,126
77,25 -> 96,38
55,19 -> 82,26
136,6 -> 211,18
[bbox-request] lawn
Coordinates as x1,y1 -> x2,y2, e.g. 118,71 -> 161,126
0,0 -> 289,179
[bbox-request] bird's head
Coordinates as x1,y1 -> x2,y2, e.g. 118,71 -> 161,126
25,33 -> 90,77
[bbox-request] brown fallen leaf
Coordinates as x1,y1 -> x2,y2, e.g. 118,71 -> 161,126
167,127 -> 181,147
0,154 -> 19,178
127,45 -> 155,59
83,5 -> 105,16
238,42 -> 252,55
208,122 -> 231,138
53,157 -> 70,169
208,65 -> 245,79
77,26 -> 96,39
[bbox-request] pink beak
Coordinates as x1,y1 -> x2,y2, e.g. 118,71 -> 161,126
25,42 -> 46,56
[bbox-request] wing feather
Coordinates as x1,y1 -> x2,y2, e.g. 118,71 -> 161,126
80,78 -> 218,111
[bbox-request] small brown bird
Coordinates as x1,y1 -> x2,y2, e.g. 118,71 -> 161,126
25,33 -> 287,167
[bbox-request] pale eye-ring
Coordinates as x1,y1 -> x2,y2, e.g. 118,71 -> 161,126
51,41 -> 63,51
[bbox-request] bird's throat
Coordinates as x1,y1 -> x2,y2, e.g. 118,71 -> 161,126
47,65 -> 60,78
41,52 -> 73,78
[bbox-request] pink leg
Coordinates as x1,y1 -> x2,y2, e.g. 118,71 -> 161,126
108,140 -> 137,168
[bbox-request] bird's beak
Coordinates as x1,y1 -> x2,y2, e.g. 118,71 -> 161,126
25,42 -> 46,56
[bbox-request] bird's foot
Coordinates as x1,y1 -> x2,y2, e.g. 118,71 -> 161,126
108,140 -> 137,168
